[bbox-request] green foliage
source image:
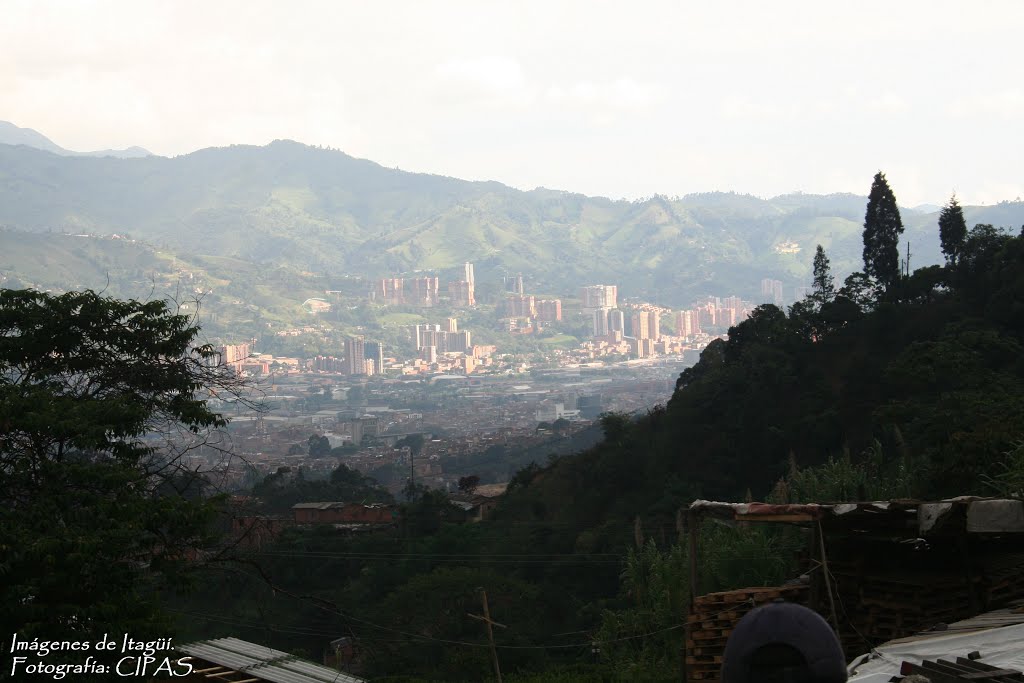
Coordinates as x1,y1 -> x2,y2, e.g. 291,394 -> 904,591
697,523 -> 802,593
595,542 -> 688,677
457,475 -> 481,493
361,568 -> 550,679
981,441 -> 1024,498
811,244 -> 836,306
838,271 -> 880,311
862,171 -> 905,293
771,441 -> 927,504
0,288 -> 234,664
396,432 -> 426,456
401,483 -> 462,535
939,194 -> 968,265
251,463 -> 392,512
307,433 -> 331,457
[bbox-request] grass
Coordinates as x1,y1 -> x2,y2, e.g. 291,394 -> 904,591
538,334 -> 579,347
379,312 -> 427,326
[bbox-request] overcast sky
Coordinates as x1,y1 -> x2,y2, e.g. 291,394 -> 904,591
3,1 -> 1022,206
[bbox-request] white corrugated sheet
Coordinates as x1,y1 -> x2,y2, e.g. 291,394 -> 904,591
176,636 -> 365,683
848,623 -> 1024,681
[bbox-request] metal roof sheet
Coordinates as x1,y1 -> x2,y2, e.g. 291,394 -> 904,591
176,637 -> 364,683
689,498 -> 1024,535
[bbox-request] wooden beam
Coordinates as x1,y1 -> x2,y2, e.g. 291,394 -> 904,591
735,513 -> 816,523
817,520 -> 843,659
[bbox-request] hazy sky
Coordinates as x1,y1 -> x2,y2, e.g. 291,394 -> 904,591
3,1 -> 1022,206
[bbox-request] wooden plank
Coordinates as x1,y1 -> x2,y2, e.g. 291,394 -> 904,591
736,513 -> 816,523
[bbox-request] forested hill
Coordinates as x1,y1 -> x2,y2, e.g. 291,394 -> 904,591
491,222 -> 1024,536
2,140 -> 1022,305
168,196 -> 1024,682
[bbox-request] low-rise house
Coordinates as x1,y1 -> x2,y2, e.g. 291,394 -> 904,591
292,502 -> 397,525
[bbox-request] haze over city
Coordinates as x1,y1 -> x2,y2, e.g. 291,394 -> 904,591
3,0 -> 1023,206
6,3 -> 1024,683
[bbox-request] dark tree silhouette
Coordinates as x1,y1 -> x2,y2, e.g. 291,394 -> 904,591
939,193 -> 968,265
811,244 -> 836,306
0,288 -> 249,654
862,172 -> 904,293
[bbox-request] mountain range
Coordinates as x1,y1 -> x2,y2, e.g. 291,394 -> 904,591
1,121 -> 1023,307
0,120 -> 151,159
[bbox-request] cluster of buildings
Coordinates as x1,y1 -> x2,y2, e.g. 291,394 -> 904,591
307,317 -> 491,378
759,278 -> 811,306
674,295 -> 757,335
761,278 -> 784,306
502,273 -> 562,320
582,285 -> 674,356
218,343 -> 302,375
373,262 -> 476,307
502,294 -> 562,322
499,273 -> 563,335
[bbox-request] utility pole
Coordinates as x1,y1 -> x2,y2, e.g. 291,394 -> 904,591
468,588 -> 505,683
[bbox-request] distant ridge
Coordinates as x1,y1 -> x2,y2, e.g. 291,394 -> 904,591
0,120 -> 151,159
1,135 -> 1023,306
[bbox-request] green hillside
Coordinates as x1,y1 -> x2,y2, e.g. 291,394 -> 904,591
169,220 -> 1024,682
1,141 -> 1022,306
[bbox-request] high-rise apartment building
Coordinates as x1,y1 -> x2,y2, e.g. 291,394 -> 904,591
343,335 -> 366,376
504,294 -> 536,318
608,309 -> 624,334
408,277 -> 440,307
536,299 -> 562,322
626,310 -> 660,340
580,285 -> 618,310
503,273 -> 524,295
760,279 -> 784,306
697,304 -> 717,328
448,280 -> 475,307
443,317 -> 458,333
220,343 -> 250,364
312,355 -> 344,372
376,278 -> 405,305
675,310 -> 701,337
413,324 -> 441,350
446,262 -> 477,307
452,330 -> 472,352
364,341 -> 384,375
592,308 -> 626,338
412,324 -> 470,353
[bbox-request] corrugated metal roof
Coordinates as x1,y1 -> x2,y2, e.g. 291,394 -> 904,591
176,637 -> 364,683
689,498 -> 1024,535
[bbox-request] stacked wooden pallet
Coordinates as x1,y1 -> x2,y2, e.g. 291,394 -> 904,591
685,584 -> 809,682
831,569 -> 976,650
982,553 -> 1024,607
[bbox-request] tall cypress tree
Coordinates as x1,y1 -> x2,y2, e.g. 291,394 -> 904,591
862,171 -> 904,292
938,193 -> 968,265
811,244 -> 835,306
